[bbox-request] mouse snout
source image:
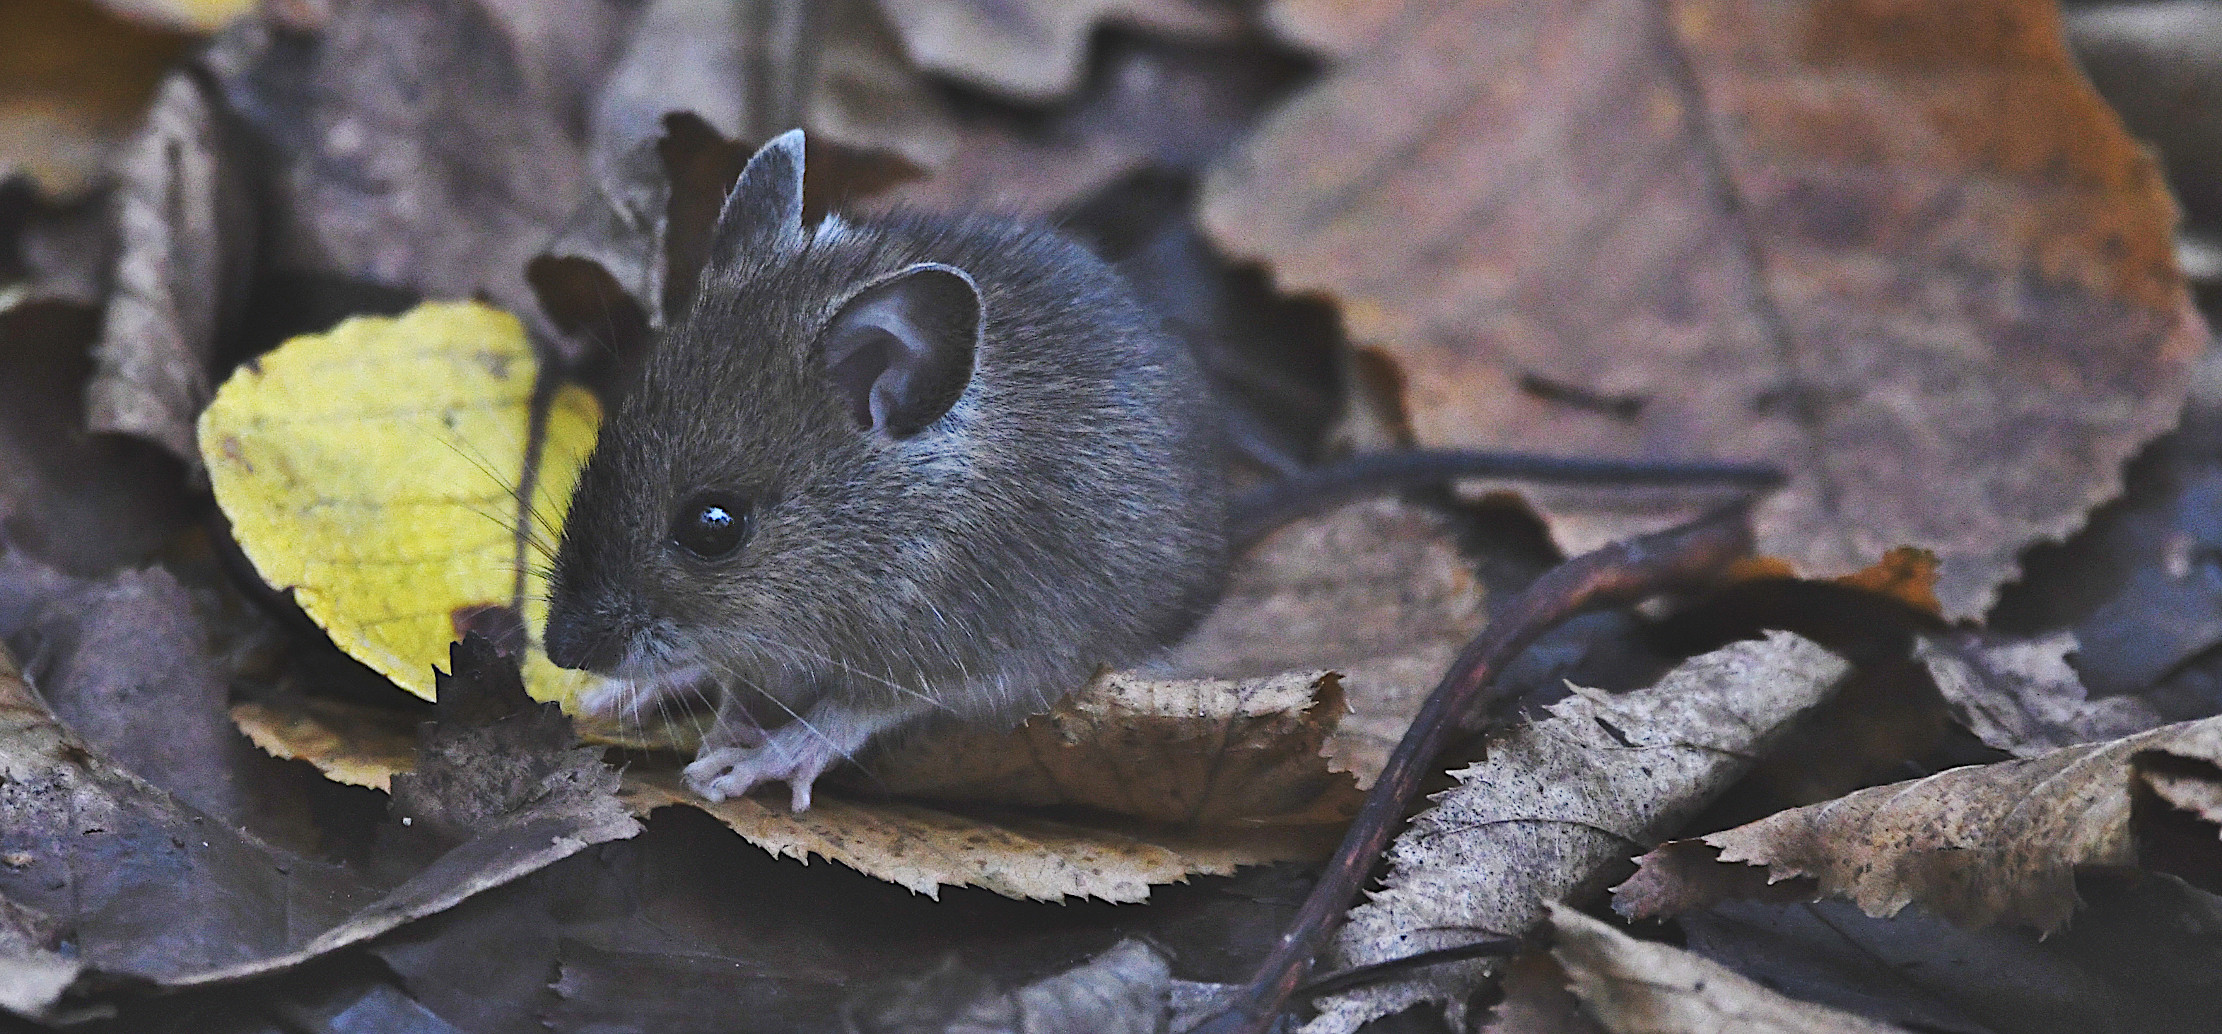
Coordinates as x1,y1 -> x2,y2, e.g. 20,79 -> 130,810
543,608 -> 631,673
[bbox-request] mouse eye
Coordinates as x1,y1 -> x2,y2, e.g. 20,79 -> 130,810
670,493 -> 752,560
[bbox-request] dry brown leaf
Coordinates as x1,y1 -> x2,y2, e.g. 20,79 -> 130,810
230,699 -> 419,793
1202,0 -> 2202,618
874,0 -> 1241,102
86,70 -> 251,466
864,670 -> 1362,826
874,34 -> 1305,218
1305,632 -> 1852,1034
1614,715 -> 2222,934
1917,631 -> 2166,757
843,937 -> 1171,1034
621,771 -> 1330,903
1550,905 -> 1913,1034
1164,497 -> 1487,788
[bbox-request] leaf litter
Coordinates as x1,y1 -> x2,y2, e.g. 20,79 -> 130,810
12,0 -> 2222,1029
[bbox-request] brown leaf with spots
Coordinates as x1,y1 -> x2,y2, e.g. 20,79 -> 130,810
1202,0 -> 2202,618
1614,714 -> 2222,934
1307,632 -> 1852,1034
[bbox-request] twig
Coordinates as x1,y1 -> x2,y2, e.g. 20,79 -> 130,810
1191,503 -> 1758,1034
1292,936 -> 1525,1000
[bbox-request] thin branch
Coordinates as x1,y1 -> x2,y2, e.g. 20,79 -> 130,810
1191,503 -> 1758,1034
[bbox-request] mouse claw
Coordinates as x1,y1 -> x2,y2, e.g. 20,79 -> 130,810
683,731 -> 842,811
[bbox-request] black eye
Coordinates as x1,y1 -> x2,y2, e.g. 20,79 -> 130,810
670,494 -> 752,559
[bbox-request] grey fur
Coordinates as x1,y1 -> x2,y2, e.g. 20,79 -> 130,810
543,139 -> 1226,807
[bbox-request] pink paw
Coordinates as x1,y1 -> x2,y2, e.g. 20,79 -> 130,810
683,731 -> 842,811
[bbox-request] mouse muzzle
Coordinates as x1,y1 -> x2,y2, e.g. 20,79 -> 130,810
542,607 -> 632,673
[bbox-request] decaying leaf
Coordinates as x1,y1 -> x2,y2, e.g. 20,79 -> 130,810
198,301 -> 613,718
1918,631 -> 2165,757
0,301 -> 190,575
1679,878 -> 2222,1034
865,670 -> 1362,826
0,0 -> 192,200
0,631 -> 640,1021
88,68 -> 252,466
380,635 -> 642,877
875,34 -> 1307,218
185,0 -> 622,368
1306,632 -> 1852,1033
874,0 -> 1241,102
843,936 -> 1171,1034
1615,714 -> 2222,933
1203,0 -> 2203,618
1990,348 -> 2222,708
1550,905 -> 1912,1034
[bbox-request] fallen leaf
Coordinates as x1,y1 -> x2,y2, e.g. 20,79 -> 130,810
230,697 -> 417,792
1475,951 -> 1609,1034
198,301 -> 617,721
378,635 -> 642,876
591,0 -> 952,180
876,34 -> 1307,217
4,560 -> 290,831
0,629 -> 644,1021
0,0 -> 192,200
0,301 -> 191,575
1679,876 -> 2222,1034
1991,348 -> 2222,709
622,771 -> 1333,903
1202,0 -> 2203,618
86,68 -> 254,466
843,937 -> 1171,1034
184,0 -> 625,372
1550,904 -> 1912,1034
1614,714 -> 2222,933
1306,631 -> 1852,1033
1917,631 -> 2166,756
864,669 -> 1363,826
874,0 -> 1242,102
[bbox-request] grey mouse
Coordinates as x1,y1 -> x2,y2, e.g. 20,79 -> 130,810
542,130 -> 1228,810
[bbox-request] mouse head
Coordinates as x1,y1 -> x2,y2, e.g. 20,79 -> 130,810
541,130 -> 986,693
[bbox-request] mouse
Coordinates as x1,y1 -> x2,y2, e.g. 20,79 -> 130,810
543,130 -> 1781,811
543,130 -> 1229,810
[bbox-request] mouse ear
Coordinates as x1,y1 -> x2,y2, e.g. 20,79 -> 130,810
707,129 -> 806,267
820,262 -> 981,438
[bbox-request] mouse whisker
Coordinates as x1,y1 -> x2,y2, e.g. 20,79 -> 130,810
725,631 -> 955,715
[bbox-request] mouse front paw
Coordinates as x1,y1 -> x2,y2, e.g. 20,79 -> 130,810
683,732 -> 843,812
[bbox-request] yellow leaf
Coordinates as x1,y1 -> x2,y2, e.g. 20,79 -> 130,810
200,302 -> 612,719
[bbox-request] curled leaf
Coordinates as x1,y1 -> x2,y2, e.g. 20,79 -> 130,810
1615,715 -> 2222,933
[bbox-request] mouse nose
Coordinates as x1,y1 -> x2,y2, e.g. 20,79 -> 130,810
543,609 -> 628,672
